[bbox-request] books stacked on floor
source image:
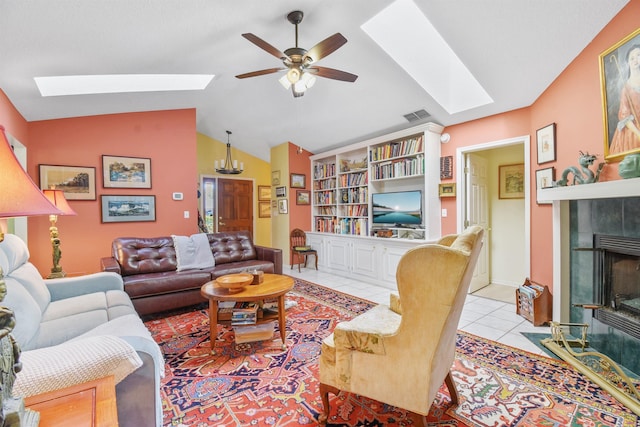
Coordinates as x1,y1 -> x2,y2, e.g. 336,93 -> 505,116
231,303 -> 259,325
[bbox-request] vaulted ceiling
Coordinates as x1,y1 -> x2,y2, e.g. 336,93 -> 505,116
0,0 -> 629,161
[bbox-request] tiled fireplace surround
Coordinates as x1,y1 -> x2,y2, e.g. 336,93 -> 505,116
539,177 -> 640,374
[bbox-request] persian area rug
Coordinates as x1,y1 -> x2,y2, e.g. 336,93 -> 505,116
145,278 -> 640,426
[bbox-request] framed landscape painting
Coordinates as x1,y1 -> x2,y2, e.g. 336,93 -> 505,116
498,163 -> 525,199
39,164 -> 96,200
101,195 -> 156,223
102,155 -> 151,188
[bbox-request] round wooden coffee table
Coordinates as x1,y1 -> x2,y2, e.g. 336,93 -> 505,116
201,273 -> 294,354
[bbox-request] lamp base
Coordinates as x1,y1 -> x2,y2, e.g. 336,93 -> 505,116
47,271 -> 66,279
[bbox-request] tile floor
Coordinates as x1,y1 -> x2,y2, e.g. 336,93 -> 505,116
288,267 -> 552,356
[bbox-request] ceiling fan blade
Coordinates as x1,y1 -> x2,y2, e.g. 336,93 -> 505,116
235,67 -> 285,79
304,33 -> 347,63
241,33 -> 289,60
307,66 -> 358,82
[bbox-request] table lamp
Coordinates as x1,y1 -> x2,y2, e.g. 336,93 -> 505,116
0,124 -> 61,425
42,189 -> 77,278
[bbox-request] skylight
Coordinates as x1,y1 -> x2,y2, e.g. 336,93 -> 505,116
34,74 -> 215,97
362,0 -> 493,114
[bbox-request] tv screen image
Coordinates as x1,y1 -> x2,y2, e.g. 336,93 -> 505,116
372,190 -> 422,225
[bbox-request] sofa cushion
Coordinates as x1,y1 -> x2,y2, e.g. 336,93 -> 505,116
123,270 -> 211,298
14,335 -> 143,398
113,237 -> 177,276
206,260 -> 275,277
26,290 -> 138,350
207,231 -> 258,265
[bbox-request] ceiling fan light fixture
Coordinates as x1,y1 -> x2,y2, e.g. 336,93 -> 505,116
300,72 -> 316,89
286,67 -> 301,84
279,74 -> 292,90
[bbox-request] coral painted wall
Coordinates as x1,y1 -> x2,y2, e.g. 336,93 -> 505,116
26,110 -> 199,276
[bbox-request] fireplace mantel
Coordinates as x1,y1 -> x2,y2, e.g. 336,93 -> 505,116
538,177 -> 640,202
540,177 -> 640,323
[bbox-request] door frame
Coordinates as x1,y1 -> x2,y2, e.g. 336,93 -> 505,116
199,175 -> 256,236
455,135 -> 531,278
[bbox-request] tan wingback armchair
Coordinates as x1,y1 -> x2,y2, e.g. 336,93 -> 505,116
318,225 -> 484,425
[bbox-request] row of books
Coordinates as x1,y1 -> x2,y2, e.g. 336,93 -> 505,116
313,163 -> 336,179
218,302 -> 261,325
369,135 -> 424,162
313,179 -> 336,190
339,171 -> 367,187
338,218 -> 369,236
370,156 -> 424,180
315,217 -> 337,233
340,204 -> 368,217
314,191 -> 335,205
340,187 -> 368,204
315,206 -> 336,216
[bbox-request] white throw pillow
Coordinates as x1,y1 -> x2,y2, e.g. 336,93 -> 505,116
172,233 -> 215,271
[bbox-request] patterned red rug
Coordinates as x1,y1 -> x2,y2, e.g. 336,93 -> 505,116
145,278 -> 639,426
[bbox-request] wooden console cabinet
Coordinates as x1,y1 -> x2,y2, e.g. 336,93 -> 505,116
25,376 -> 118,427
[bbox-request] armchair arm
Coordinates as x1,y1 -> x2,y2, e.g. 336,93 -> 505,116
389,293 -> 402,314
45,272 -> 124,301
100,257 -> 122,274
254,245 -> 283,274
14,335 -> 142,398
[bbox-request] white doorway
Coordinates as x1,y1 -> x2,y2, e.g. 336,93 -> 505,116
456,136 -> 531,291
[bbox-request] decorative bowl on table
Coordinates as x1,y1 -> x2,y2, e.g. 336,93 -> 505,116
216,273 -> 253,292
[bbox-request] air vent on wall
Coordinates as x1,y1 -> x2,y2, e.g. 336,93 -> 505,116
403,109 -> 430,122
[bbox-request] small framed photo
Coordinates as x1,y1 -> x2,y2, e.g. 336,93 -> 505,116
296,190 -> 311,205
258,201 -> 271,218
271,170 -> 281,186
438,183 -> 456,198
101,195 -> 156,223
499,163 -> 525,199
102,155 -> 151,189
258,185 -> 271,201
39,164 -> 96,200
275,186 -> 286,198
271,200 -> 277,208
535,167 -> 555,205
278,199 -> 288,214
290,173 -> 306,189
536,123 -> 556,164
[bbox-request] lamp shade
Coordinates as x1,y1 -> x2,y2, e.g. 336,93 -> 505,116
0,125 -> 63,218
42,189 -> 77,216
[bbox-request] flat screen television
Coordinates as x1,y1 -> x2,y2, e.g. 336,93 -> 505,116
372,190 -> 422,227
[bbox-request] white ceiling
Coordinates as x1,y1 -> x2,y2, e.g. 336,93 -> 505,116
0,0 -> 629,161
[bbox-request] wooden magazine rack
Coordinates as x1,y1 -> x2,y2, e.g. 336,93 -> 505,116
516,278 -> 552,326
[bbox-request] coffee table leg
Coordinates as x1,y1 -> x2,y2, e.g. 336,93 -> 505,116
278,294 -> 287,350
209,299 -> 219,355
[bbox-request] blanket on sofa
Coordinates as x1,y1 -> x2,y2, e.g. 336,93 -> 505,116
172,233 -> 215,271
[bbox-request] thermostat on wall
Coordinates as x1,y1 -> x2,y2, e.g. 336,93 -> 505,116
172,192 -> 183,201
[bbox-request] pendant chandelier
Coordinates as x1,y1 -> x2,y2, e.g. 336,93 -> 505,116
215,130 -> 243,175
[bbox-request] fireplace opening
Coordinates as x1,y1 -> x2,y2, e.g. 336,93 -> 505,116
593,234 -> 640,340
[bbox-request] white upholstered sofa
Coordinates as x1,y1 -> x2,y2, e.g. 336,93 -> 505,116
0,234 -> 164,427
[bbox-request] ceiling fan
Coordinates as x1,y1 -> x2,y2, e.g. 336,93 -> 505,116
235,10 -> 358,97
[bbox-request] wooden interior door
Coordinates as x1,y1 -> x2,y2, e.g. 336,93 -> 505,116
217,178 -> 253,235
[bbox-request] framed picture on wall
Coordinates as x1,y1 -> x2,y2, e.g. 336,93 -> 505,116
275,186 -> 286,198
535,167 -> 555,205
258,201 -> 271,218
290,173 -> 306,189
536,123 -> 556,164
600,27 -> 640,161
499,163 -> 525,199
438,183 -> 456,198
258,185 -> 271,201
296,190 -> 310,205
101,195 -> 156,223
278,199 -> 288,214
271,170 -> 281,185
39,164 -> 96,200
102,155 -> 151,188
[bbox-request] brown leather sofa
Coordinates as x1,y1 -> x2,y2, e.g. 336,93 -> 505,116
100,230 -> 282,315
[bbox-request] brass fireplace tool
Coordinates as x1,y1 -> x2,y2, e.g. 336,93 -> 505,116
541,321 -> 640,416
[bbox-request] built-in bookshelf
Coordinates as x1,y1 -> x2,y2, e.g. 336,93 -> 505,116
310,123 -> 442,240
313,160 -> 337,233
